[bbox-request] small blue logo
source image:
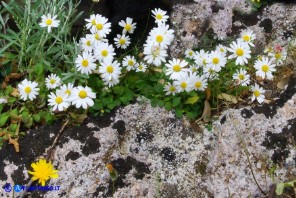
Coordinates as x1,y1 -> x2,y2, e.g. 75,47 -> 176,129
14,185 -> 22,192
3,183 -> 12,192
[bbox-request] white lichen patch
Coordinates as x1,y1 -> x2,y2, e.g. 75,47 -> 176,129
201,95 -> 296,197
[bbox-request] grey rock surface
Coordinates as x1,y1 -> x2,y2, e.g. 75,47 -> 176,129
169,0 -> 296,57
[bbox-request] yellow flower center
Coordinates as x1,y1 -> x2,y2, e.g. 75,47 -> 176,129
243,35 -> 250,42
55,96 -> 63,104
236,48 -> 244,56
202,59 -> 207,65
86,40 -> 91,46
156,35 -> 163,43
195,82 -> 202,88
139,65 -> 143,70
188,51 -> 193,56
169,86 -> 176,92
101,50 -> 108,57
96,23 -> 103,30
128,60 -> 134,66
24,86 -> 31,94
275,53 -> 282,59
173,65 -> 181,72
106,66 -> 114,73
212,57 -> 220,65
79,90 -> 87,99
238,74 -> 245,80
95,34 -> 100,40
50,79 -> 56,85
262,65 -> 269,72
254,90 -> 260,97
65,90 -> 71,95
220,48 -> 225,53
156,14 -> 163,20
45,19 -> 52,26
180,82 -> 187,89
152,46 -> 160,56
119,38 -> 126,45
125,24 -> 132,31
82,59 -> 89,67
91,19 -> 96,25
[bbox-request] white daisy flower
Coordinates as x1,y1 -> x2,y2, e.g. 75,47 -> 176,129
119,17 -> 137,34
175,76 -> 194,93
203,65 -> 219,81
39,14 -> 60,33
91,14 -> 111,37
69,86 -> 96,109
164,82 -> 177,96
264,45 -> 273,54
189,65 -> 198,73
58,83 -> 74,96
228,40 -> 251,65
152,8 -> 169,25
85,14 -> 98,30
75,52 -> 97,75
251,84 -> 265,104
48,91 -> 70,111
240,29 -> 256,47
193,50 -> 209,68
99,60 -> 121,81
94,42 -> 116,62
207,50 -> 227,72
122,55 -> 137,71
136,62 -> 147,72
189,74 -> 208,91
165,58 -> 189,80
143,42 -> 167,66
18,79 -> 39,101
87,29 -> 108,46
185,49 -> 195,59
114,34 -> 131,49
45,74 -> 62,90
268,50 -> 287,65
232,69 -> 250,86
147,24 -> 174,49
80,36 -> 94,53
102,77 -> 120,87
254,57 -> 276,80
216,44 -> 227,55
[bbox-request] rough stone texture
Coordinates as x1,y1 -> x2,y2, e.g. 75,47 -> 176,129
169,0 -> 296,57
1,84 -> 296,197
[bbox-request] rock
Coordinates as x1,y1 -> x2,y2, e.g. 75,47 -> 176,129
169,0 -> 296,57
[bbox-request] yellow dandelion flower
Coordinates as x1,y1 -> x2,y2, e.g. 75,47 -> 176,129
28,159 -> 59,186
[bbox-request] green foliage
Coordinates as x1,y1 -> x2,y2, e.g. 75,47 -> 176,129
0,0 -> 82,150
276,180 -> 296,196
0,0 -> 82,82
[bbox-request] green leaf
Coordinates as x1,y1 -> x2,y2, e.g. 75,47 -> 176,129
150,99 -> 158,107
165,102 -> 172,111
185,95 -> 199,104
0,112 -> 10,127
172,97 -> 181,107
113,86 -> 124,95
275,183 -> 285,195
0,104 -> 3,113
34,63 -> 44,76
175,109 -> 183,118
33,114 -> 41,123
157,100 -> 164,107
